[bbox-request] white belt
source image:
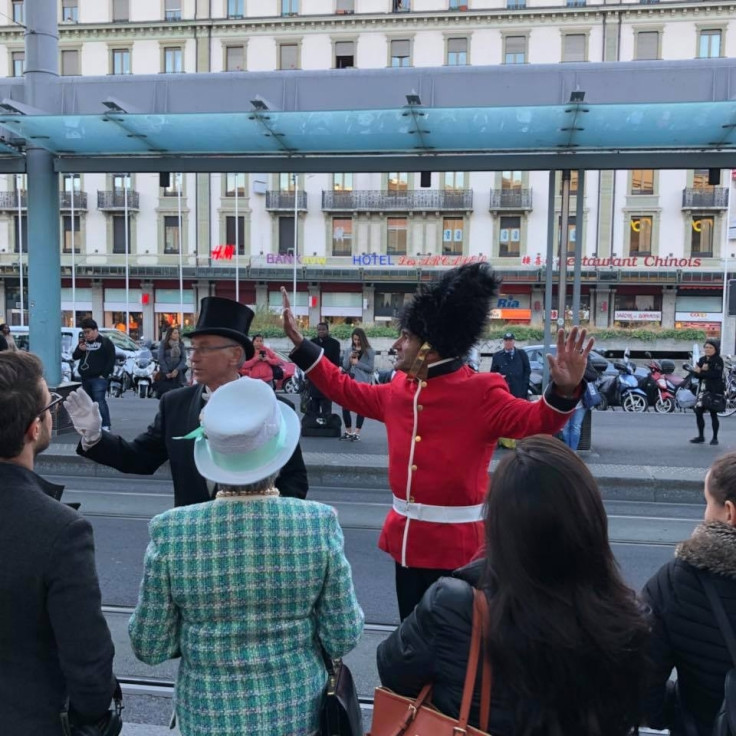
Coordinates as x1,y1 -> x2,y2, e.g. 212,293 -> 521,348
392,496 -> 484,523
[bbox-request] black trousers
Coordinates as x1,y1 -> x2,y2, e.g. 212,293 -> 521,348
695,406 -> 720,438
395,563 -> 454,621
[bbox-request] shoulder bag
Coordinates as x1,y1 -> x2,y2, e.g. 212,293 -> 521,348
320,645 -> 363,736
698,390 -> 727,413
369,589 -> 493,736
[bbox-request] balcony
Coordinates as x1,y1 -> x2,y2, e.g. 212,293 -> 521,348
97,190 -> 140,210
321,189 -> 473,212
60,192 -> 88,211
490,188 -> 533,211
681,187 -> 729,210
0,191 -> 26,210
265,191 -> 308,211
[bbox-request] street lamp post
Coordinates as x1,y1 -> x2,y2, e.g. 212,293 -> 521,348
292,173 -> 298,307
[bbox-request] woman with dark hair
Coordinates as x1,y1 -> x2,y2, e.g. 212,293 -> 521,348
642,451 -> 736,736
377,434 -> 649,736
340,327 -> 375,441
155,326 -> 187,398
690,338 -> 725,445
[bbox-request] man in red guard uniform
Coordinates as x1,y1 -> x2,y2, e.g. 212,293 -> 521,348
282,263 -> 593,620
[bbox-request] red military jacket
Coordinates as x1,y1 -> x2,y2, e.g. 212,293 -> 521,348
293,343 -> 577,569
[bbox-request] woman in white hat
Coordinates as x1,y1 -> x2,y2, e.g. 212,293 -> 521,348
128,377 -> 364,736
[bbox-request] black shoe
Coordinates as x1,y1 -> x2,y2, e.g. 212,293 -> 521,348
690,436 -> 705,444
710,438 -> 719,446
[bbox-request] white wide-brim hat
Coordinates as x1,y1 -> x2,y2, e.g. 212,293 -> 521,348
193,377 -> 301,486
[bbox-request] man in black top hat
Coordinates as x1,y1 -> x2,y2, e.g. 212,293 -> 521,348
490,331 -> 531,400
64,297 -> 308,506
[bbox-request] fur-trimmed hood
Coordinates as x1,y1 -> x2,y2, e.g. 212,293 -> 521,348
676,521 -> 736,579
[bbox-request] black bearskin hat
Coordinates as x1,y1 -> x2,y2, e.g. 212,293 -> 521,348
398,262 -> 502,358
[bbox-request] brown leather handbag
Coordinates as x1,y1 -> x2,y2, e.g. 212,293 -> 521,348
369,589 -> 493,736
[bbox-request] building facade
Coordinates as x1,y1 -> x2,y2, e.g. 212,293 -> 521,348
0,0 -> 734,341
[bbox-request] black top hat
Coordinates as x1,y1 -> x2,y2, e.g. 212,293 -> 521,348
188,297 -> 255,360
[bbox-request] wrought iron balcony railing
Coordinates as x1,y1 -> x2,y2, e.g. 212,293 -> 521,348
681,187 -> 729,210
0,191 -> 26,209
60,192 -> 88,210
265,191 -> 308,211
97,190 -> 140,210
321,189 -> 473,211
489,188 -> 533,211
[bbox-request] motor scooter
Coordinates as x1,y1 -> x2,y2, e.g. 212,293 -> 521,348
597,360 -> 648,412
132,349 -> 157,398
108,356 -> 128,398
646,358 -> 686,413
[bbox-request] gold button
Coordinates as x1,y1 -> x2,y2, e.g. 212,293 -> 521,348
421,381 -> 428,388
409,496 -> 415,503
417,405 -> 424,411
415,435 -> 422,442
411,464 -> 418,471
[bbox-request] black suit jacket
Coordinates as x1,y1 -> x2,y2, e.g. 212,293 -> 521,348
490,348 -> 531,400
0,462 -> 115,735
78,384 -> 309,506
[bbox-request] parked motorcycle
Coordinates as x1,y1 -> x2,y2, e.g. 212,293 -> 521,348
676,362 -> 701,410
718,355 -> 736,417
108,356 -> 129,398
597,360 -> 649,412
647,358 -> 687,413
132,348 -> 157,398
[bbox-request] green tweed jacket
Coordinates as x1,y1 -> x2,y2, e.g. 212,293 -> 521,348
129,497 -> 364,736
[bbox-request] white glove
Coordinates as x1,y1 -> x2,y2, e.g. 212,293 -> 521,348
64,388 -> 103,448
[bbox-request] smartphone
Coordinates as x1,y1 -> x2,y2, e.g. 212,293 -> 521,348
260,350 -> 266,358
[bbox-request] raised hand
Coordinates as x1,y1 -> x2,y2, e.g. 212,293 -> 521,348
546,327 -> 595,396
281,287 -> 304,348
63,387 -> 103,444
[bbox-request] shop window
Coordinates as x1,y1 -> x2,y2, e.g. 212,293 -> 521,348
504,36 -> 526,64
112,0 -> 129,22
14,214 -> 27,254
698,29 -> 721,58
225,45 -> 245,71
375,291 -> 412,319
332,218 -> 353,256
631,170 -> 654,195
279,44 -> 299,70
443,172 -> 465,191
61,49 -> 80,76
635,31 -> 659,60
447,38 -> 467,66
333,173 -> 353,191
225,173 -> 246,197
387,217 -> 408,255
390,39 -> 411,68
499,216 -> 521,257
112,215 -> 131,254
63,216 -> 81,254
11,51 -> 24,77
335,41 -> 355,69
111,48 -> 131,75
562,34 -> 586,63
226,215 -> 246,255
163,47 -> 183,74
164,216 -> 180,254
227,0 -> 244,18
388,172 -> 408,192
629,215 -> 653,256
691,215 -> 714,257
443,218 -> 464,255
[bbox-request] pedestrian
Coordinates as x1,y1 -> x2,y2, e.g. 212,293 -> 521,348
690,338 -> 726,446
490,331 -> 530,399
129,377 -> 363,736
308,321 -> 341,424
0,351 -> 118,735
376,435 -> 649,735
72,317 -> 116,431
340,327 -> 375,441
282,263 -> 592,620
641,451 -> 736,736
64,297 -> 308,506
0,323 -> 17,351
154,325 -> 187,399
239,333 -> 282,388
561,353 -> 599,451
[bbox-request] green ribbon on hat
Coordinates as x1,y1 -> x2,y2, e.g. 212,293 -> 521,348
173,426 -> 206,441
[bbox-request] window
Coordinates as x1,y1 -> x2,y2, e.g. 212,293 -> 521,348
562,34 -> 586,62
64,174 -> 81,193
225,45 -> 245,71
62,0 -> 78,22
387,217 -> 408,255
161,173 -> 181,197
504,36 -> 526,64
111,48 -> 131,75
332,218 -> 353,256
63,216 -> 81,254
502,171 -> 522,190
335,41 -> 355,69
281,0 -> 299,15
693,169 -> 712,189
11,51 -> 24,77
279,173 -> 296,192
163,47 -> 183,73
393,0 -> 410,11
113,174 -> 131,194
449,0 -> 467,9
336,0 -> 354,12
227,0 -> 244,18
442,218 -> 464,255
61,49 -> 79,76
390,39 -> 411,68
507,0 -> 526,8
112,215 -> 131,254
278,216 -> 294,255
279,43 -> 299,70
112,0 -> 129,22
226,216 -> 246,255
11,1 -> 23,24
629,216 -> 653,255
163,216 -> 180,254
631,170 -> 654,195
164,0 -> 181,20
691,215 -> 714,257
635,31 -> 659,60
388,172 -> 408,192
698,29 -> 721,59
333,173 -> 353,191
225,173 -> 246,197
444,172 -> 465,191
499,216 -> 521,257
446,37 -> 467,66
14,215 -> 27,254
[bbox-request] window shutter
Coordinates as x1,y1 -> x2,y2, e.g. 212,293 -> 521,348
391,40 -> 410,57
637,31 -> 658,60
505,36 -> 525,54
335,41 -> 354,56
563,34 -> 585,62
448,38 -> 467,53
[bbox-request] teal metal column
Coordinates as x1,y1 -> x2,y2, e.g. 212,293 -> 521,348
25,0 -> 61,385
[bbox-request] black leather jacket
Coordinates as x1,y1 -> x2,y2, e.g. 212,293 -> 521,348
695,355 -> 725,395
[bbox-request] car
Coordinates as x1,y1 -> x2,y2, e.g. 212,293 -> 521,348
522,344 -> 615,376
238,349 -> 302,393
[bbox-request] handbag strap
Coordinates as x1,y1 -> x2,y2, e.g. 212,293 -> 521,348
700,574 -> 736,666
477,591 -> 493,732
458,589 -> 493,731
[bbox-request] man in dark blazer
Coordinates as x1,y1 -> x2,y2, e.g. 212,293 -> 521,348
0,351 -> 116,735
490,331 -> 531,400
65,297 -> 308,506
307,321 -> 341,423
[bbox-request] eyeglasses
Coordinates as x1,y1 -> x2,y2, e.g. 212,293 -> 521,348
39,392 -> 63,417
189,343 -> 240,356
